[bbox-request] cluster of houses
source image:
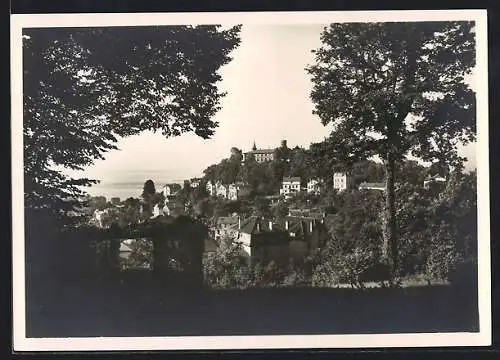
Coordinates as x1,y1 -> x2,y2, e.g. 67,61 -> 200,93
210,209 -> 328,266
279,172 -> 352,198
206,181 -> 243,201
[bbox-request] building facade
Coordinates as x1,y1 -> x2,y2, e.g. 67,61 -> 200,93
307,179 -> 321,194
358,182 -> 385,191
227,184 -> 240,201
242,141 -> 279,163
213,215 -> 240,242
423,176 -> 446,189
280,177 -> 301,197
333,172 -> 351,192
206,180 -> 241,200
235,215 -> 328,266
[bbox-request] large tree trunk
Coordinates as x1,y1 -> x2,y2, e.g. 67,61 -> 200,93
383,152 -> 398,281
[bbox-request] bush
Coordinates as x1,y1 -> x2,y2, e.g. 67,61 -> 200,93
203,240 -> 250,289
282,259 -> 312,287
425,226 -> 461,283
312,247 -> 379,289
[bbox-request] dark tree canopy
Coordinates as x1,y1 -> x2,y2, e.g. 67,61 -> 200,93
307,22 -> 476,279
23,25 -> 241,222
142,180 -> 156,199
307,22 -> 476,169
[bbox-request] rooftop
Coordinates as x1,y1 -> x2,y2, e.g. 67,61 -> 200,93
282,177 -> 301,182
359,182 -> 385,190
217,216 -> 239,226
247,149 -> 275,154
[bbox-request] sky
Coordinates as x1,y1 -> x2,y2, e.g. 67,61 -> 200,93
62,23 -> 477,200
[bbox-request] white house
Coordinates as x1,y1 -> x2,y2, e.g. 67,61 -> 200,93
213,215 -> 240,242
359,182 -> 385,191
216,182 -> 228,198
206,181 -> 241,200
190,178 -> 202,188
161,184 -> 172,198
307,179 -> 321,194
280,177 -> 301,197
206,181 -> 216,196
423,176 -> 447,189
152,203 -> 163,218
333,172 -> 351,192
227,184 -> 240,201
92,209 -> 108,228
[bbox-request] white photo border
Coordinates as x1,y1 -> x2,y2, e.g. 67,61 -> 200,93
11,9 -> 491,351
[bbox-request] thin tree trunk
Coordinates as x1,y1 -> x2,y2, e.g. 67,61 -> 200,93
384,152 -> 398,281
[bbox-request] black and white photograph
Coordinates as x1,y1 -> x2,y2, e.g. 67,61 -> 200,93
11,10 -> 490,351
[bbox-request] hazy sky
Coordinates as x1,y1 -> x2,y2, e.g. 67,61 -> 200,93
62,23 -> 476,199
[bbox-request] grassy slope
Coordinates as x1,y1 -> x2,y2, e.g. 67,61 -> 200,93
25,276 -> 478,338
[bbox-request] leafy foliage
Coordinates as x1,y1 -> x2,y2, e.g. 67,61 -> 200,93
307,22 -> 476,277
203,237 -> 250,288
23,25 -> 241,223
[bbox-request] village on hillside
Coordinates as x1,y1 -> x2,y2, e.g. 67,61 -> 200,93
86,138 -> 452,281
20,19 -> 482,340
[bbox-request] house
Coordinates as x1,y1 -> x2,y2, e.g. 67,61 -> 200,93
206,180 -> 228,198
359,182 -> 386,191
206,181 -> 216,196
307,179 -> 321,194
189,178 -> 202,188
227,184 -> 240,201
237,216 -> 289,264
206,181 -> 242,200
281,215 -> 328,256
242,141 -> 277,163
152,203 -> 163,218
161,183 -> 182,199
288,208 -> 325,219
263,195 -> 283,206
92,209 -> 108,228
212,215 -> 240,242
333,172 -> 351,191
280,177 -> 301,198
236,214 -> 327,266
423,176 -> 446,189
216,182 -> 229,198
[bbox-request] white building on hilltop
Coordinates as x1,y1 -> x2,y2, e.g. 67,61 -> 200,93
242,141 -> 276,163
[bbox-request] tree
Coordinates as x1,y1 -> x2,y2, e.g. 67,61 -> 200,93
272,201 -> 289,222
307,22 -> 476,280
142,180 -> 156,199
203,236 -> 250,288
253,197 -> 271,218
23,25 -> 241,225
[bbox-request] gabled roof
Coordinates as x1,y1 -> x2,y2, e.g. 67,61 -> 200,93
239,216 -> 259,234
217,216 -> 239,226
359,182 -> 385,189
282,177 -> 301,183
281,215 -> 324,237
249,148 -> 275,154
239,216 -> 281,235
424,175 -> 446,182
